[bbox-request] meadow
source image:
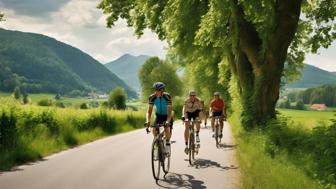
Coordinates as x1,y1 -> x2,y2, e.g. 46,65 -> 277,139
0,97 -> 145,170
231,106 -> 336,188
0,92 -> 102,108
279,109 -> 335,128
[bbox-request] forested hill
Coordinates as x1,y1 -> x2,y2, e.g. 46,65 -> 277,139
105,54 -> 150,91
287,64 -> 336,88
0,28 -> 136,98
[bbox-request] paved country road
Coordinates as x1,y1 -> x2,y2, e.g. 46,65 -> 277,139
0,121 -> 240,189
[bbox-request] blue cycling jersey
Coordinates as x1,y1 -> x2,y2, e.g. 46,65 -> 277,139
148,93 -> 172,115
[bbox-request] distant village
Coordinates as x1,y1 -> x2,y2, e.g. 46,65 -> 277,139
87,92 -> 108,99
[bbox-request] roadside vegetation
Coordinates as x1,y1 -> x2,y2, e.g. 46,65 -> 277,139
231,95 -> 336,188
0,97 -> 145,171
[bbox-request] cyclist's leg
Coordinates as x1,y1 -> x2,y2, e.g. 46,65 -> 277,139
152,115 -> 159,137
211,112 -> 215,131
184,121 -> 190,145
219,111 -> 224,131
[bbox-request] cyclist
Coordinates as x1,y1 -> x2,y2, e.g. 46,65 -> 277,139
209,92 -> 226,138
145,82 -> 173,154
182,90 -> 203,154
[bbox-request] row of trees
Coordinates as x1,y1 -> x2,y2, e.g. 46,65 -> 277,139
287,85 -> 336,107
99,0 -> 336,128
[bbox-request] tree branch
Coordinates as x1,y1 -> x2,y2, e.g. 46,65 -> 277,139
231,0 -> 262,74
266,0 -> 302,64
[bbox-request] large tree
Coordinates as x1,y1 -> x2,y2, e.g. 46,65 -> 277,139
99,0 -> 336,128
138,57 -> 182,101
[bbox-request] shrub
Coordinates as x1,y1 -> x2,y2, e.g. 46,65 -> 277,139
23,94 -> 29,104
55,94 -> 61,100
108,87 -> 127,110
13,86 -> 21,100
294,100 -> 305,110
79,103 -> 88,109
55,102 -> 65,108
37,99 -> 53,106
0,109 -> 18,152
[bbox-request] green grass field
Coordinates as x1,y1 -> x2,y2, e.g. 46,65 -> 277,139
278,109 -> 335,129
230,98 -> 336,188
126,100 -> 147,111
0,97 -> 145,170
0,91 -> 103,107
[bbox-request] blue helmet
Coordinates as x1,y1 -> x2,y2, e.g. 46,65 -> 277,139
153,82 -> 165,90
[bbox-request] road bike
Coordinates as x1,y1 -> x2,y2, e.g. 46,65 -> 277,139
145,123 -> 170,181
184,118 -> 200,166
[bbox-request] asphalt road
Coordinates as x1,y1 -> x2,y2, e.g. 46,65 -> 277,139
0,121 -> 240,189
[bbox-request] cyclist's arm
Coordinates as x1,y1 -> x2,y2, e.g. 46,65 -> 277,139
146,104 -> 153,123
182,104 -> 186,118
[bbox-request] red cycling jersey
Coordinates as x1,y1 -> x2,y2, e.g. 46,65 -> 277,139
210,99 -> 224,112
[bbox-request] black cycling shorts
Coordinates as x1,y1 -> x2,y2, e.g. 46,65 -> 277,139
212,111 -> 223,117
186,110 -> 201,121
154,114 -> 173,130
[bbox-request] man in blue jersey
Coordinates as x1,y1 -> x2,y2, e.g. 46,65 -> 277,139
145,82 -> 173,154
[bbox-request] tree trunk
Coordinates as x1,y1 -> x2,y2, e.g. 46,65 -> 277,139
229,0 -> 301,128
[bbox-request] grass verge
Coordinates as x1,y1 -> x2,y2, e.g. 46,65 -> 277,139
0,97 -> 145,171
230,111 -> 336,188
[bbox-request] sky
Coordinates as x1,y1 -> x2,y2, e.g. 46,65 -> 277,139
0,0 -> 335,71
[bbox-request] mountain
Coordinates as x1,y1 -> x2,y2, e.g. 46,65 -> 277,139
105,54 -> 151,91
0,28 -> 136,98
287,64 -> 336,88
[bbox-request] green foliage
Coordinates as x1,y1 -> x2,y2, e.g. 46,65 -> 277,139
0,28 -> 136,98
108,87 -> 127,110
55,101 -> 66,108
99,0 -> 336,127
67,90 -> 85,98
265,116 -> 336,187
79,103 -> 88,109
13,86 -> 21,100
172,96 -> 184,118
0,99 -> 145,170
288,85 -> 336,106
23,93 -> 29,104
295,100 -> 305,110
138,57 -> 182,101
230,112 -> 323,188
55,94 -> 61,100
37,99 -> 53,106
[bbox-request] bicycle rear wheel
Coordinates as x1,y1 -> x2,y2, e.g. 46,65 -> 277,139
189,133 -> 195,166
151,139 -> 161,181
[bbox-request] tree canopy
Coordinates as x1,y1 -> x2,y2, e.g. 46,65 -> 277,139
138,57 -> 182,101
99,0 -> 336,128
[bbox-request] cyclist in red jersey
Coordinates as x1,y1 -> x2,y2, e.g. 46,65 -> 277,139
209,92 -> 226,138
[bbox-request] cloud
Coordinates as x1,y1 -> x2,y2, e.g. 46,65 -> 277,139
1,0 -> 333,71
305,43 -> 336,72
0,0 -> 69,17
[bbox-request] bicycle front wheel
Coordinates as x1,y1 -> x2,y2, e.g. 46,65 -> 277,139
151,139 -> 161,181
189,133 -> 195,166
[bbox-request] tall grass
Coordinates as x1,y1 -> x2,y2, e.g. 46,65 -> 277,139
231,109 -> 336,188
0,97 -> 145,170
